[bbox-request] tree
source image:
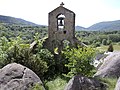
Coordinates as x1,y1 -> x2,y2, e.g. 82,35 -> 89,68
63,46 -> 95,77
102,39 -> 107,45
107,44 -> 114,52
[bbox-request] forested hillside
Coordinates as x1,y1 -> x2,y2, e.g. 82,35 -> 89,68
76,20 -> 120,31
0,23 -> 47,43
88,20 -> 120,31
0,15 -> 38,26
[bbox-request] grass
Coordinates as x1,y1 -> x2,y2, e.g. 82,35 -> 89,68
32,77 -> 67,90
45,77 -> 67,90
31,76 -> 118,90
99,78 -> 118,90
97,44 -> 120,52
45,77 -> 117,90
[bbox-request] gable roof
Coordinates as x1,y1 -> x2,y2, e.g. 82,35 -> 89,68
49,6 -> 75,14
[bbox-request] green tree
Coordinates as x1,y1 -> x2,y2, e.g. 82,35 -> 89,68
102,39 -> 107,45
63,46 -> 95,77
107,44 -> 114,52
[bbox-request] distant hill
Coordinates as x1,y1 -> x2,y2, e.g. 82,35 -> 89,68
76,20 -> 120,31
75,26 -> 87,31
1,15 -> 120,31
88,20 -> 120,31
0,15 -> 38,26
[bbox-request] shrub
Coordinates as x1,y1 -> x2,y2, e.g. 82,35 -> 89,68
0,36 -> 52,79
107,44 -> 114,52
99,78 -> 117,90
102,39 -> 107,45
45,77 -> 67,90
93,42 -> 101,47
107,40 -> 112,45
6,39 -> 49,78
32,83 -> 45,90
0,36 -> 11,67
63,46 -> 95,77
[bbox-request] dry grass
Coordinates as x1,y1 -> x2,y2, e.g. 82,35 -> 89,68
97,44 -> 120,52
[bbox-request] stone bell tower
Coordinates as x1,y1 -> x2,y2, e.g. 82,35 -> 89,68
43,2 -> 85,53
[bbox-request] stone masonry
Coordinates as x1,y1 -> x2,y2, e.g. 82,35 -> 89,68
43,3 -> 86,53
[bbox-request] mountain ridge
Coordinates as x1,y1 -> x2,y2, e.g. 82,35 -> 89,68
88,20 -> 120,31
0,15 -> 38,26
0,15 -> 120,31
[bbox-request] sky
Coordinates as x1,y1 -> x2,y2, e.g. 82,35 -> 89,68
0,0 -> 120,28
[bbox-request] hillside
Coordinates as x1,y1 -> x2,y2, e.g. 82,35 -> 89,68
75,26 -> 87,31
76,20 -> 120,31
88,20 -> 120,31
1,15 -> 120,31
0,15 -> 38,26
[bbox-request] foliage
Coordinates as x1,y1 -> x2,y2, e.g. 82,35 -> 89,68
75,31 -> 120,46
32,83 -> 45,90
97,44 -> 120,52
45,77 -> 67,90
102,39 -> 107,45
93,42 -> 101,47
107,44 -> 114,52
0,21 -> 120,89
0,36 -> 10,67
99,78 -> 117,90
0,36 -> 52,79
63,46 -> 96,77
0,23 -> 48,43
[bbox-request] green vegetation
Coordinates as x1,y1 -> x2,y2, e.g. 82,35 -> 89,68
32,83 -> 45,90
0,20 -> 120,89
32,77 -> 118,90
107,44 -> 114,52
99,78 -> 117,90
45,77 -> 67,90
63,47 -> 95,77
97,44 -> 120,52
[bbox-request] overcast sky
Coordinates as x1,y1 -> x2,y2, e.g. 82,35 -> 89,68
0,0 -> 120,27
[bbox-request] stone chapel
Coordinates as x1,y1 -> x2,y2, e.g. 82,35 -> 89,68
43,2 -> 86,53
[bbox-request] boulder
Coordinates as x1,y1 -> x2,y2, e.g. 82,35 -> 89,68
0,63 -> 45,90
114,77 -> 120,90
64,74 -> 106,90
94,52 -> 120,78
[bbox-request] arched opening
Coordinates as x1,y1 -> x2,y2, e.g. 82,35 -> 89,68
57,14 -> 65,30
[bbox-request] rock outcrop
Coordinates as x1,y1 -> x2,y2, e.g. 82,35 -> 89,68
0,63 -> 45,90
64,74 -> 106,90
94,52 -> 120,78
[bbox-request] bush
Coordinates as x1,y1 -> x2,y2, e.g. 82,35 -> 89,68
102,39 -> 107,45
45,77 -> 67,90
0,36 -> 11,67
107,44 -> 114,52
63,46 -> 95,77
100,78 -> 117,90
93,42 -> 101,47
0,36 -> 54,79
6,39 -> 49,78
107,40 -> 112,45
32,83 -> 45,90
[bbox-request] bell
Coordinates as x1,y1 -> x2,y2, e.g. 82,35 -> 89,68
58,19 -> 64,26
